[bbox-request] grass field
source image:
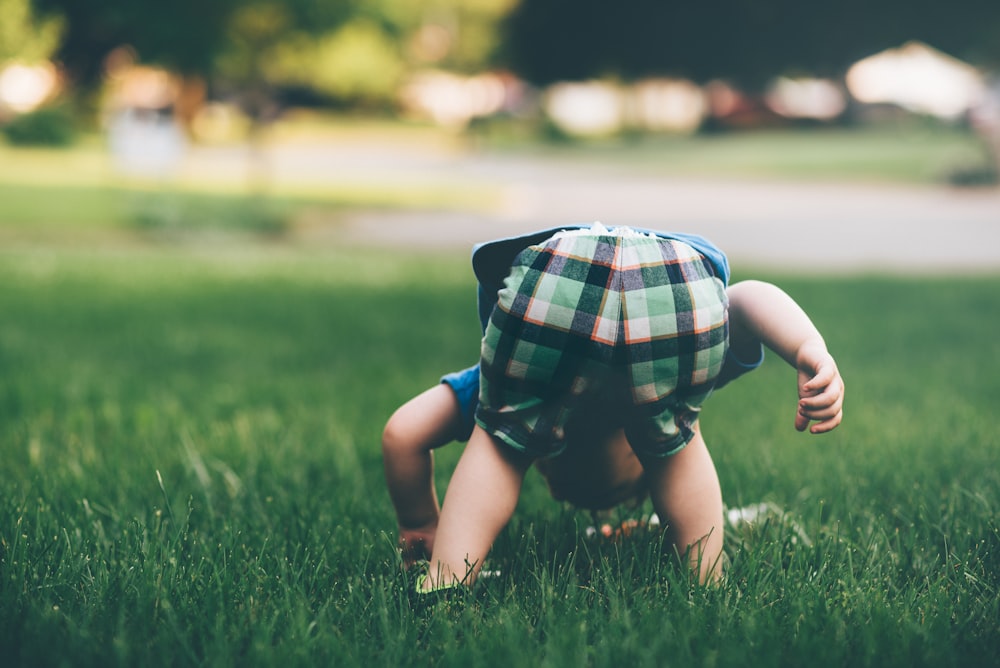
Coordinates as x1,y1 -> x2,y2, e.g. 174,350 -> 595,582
491,123 -> 989,185
1,123 -> 998,666
0,243 -> 997,667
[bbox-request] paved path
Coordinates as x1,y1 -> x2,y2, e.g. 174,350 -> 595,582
269,145 -> 1000,273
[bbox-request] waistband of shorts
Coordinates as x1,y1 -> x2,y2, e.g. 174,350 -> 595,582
551,222 -> 656,241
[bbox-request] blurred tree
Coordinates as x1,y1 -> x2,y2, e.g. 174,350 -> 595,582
31,0 -> 999,114
262,18 -> 405,106
502,0 -> 1000,88
33,0 -> 513,107
221,0 -> 515,107
31,0 -> 363,134
369,0 -> 515,72
33,0 -> 360,91
0,0 -> 64,64
34,0 -> 240,87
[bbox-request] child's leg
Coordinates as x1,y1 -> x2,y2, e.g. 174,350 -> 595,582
422,425 -> 533,589
638,422 -> 724,583
382,384 -> 464,565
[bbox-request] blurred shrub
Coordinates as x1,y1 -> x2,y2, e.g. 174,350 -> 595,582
263,19 -> 404,107
1,105 -> 76,146
948,163 -> 999,187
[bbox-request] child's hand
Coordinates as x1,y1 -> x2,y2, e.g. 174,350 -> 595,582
795,341 -> 844,434
398,524 -> 436,569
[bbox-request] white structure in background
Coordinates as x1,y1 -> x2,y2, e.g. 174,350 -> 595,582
399,70 -> 509,128
765,77 -> 847,120
107,107 -> 186,178
400,41 -> 991,135
544,81 -> 623,136
545,79 -> 706,137
846,41 -> 985,119
0,61 -> 59,114
626,79 -> 706,133
104,60 -> 187,178
401,72 -> 707,135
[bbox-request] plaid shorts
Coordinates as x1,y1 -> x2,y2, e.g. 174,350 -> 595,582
476,227 -> 728,458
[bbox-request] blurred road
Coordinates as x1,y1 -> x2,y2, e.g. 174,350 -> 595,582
256,142 -> 1000,273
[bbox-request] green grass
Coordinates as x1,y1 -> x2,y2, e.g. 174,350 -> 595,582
0,134 -> 497,243
479,122 -> 988,185
0,245 -> 998,667
1,122 -> 997,665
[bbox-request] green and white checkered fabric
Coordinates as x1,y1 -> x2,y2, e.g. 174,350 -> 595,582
477,227 -> 728,457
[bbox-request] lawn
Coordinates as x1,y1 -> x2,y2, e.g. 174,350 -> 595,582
0,124 -> 998,666
0,243 -> 997,667
477,120 -> 988,184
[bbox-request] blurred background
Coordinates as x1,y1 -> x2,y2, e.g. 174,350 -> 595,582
2,0 -> 999,268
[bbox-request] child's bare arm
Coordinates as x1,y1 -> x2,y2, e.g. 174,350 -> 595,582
727,280 -> 845,433
382,384 -> 463,566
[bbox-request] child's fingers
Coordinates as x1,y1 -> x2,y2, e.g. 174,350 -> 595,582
799,396 -> 843,421
795,409 -> 842,433
807,410 -> 843,433
800,359 -> 837,393
796,370 -> 844,433
794,350 -> 844,433
799,360 -> 844,408
799,379 -> 843,411
794,410 -> 811,432
797,392 -> 844,433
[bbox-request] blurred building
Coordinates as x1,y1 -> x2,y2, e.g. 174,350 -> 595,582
102,48 -> 190,177
846,41 -> 985,120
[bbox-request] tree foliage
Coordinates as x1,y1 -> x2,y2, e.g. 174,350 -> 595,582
22,0 -> 1000,102
0,0 -> 64,64
262,18 -> 406,103
32,0 -> 225,84
501,0 -> 1000,89
33,0 -> 359,88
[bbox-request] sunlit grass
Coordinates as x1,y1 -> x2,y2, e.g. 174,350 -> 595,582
0,126 -> 498,238
496,124 -> 987,184
0,244 -> 997,666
